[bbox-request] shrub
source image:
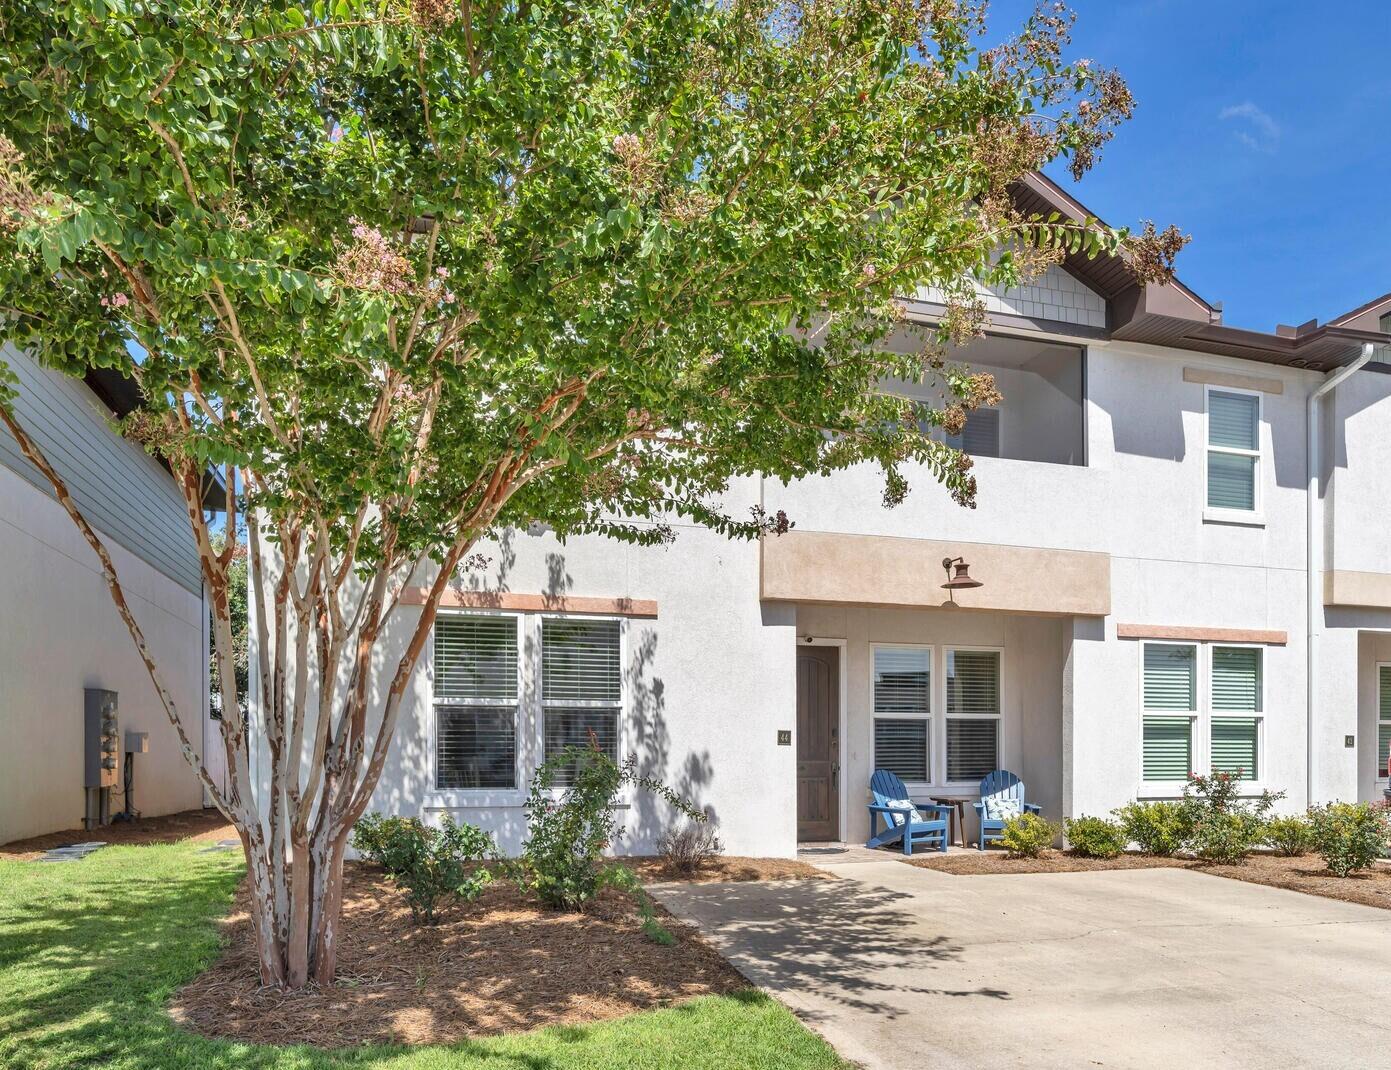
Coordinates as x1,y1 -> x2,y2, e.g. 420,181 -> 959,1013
1308,802 -> 1391,876
1183,772 -> 1281,865
658,821 -> 724,875
997,812 -> 1060,858
1188,811 -> 1266,864
353,812 -> 495,923
1113,801 -> 1194,856
1264,815 -> 1315,857
1064,815 -> 1127,859
518,742 -> 703,911
351,813 -> 428,871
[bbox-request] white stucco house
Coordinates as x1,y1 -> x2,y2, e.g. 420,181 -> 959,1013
255,174 -> 1391,858
0,345 -> 220,844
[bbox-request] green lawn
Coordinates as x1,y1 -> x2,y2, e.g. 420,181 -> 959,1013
0,842 -> 847,1070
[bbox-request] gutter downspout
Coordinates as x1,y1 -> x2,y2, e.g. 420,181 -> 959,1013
1306,342 -> 1375,807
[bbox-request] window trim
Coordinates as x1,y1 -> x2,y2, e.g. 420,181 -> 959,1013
430,608 -> 524,796
869,642 -> 933,788
1203,384 -> 1264,525
1138,640 -> 1267,795
942,645 -> 1003,788
539,612 -> 627,785
1376,661 -> 1391,786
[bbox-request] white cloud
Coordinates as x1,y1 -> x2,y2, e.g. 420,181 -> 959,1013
1219,101 -> 1280,152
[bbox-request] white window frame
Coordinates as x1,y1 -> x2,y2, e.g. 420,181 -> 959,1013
1376,661 -> 1391,787
1203,384 -> 1264,525
1138,640 -> 1267,796
430,609 -> 524,800
869,642 -> 934,789
538,612 -> 627,789
942,645 -> 1003,788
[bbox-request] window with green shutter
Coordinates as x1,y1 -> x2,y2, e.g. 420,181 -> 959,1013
1210,647 -> 1261,780
1379,665 -> 1391,781
1142,644 -> 1196,783
1206,389 -> 1260,513
1143,716 -> 1193,781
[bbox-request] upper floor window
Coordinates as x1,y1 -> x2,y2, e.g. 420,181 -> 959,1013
945,407 -> 1001,458
1206,388 -> 1261,514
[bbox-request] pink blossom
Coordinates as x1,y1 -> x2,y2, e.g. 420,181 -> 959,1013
435,266 -> 449,278
100,292 -> 130,309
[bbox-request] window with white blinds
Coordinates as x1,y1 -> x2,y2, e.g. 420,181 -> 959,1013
1378,665 -> 1391,781
1143,644 -> 1196,712
1206,389 -> 1260,513
1143,717 -> 1193,781
433,615 -> 519,789
946,649 -> 1000,782
946,407 -> 1001,458
872,647 -> 930,783
542,617 -> 622,785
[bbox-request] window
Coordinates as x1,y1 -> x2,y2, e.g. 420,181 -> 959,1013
1206,389 -> 1260,513
946,407 -> 1001,458
872,647 -> 930,782
1210,647 -> 1262,780
542,617 -> 622,785
1378,665 -> 1391,782
1142,644 -> 1196,782
1140,642 -> 1264,786
946,649 -> 1000,782
433,615 -> 518,789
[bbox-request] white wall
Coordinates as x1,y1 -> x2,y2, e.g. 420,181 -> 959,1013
254,479 -> 800,859
0,464 -> 207,843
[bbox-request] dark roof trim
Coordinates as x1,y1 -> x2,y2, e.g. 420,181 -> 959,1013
1005,173 -> 1389,372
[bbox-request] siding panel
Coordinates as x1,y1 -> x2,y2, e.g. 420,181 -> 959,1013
0,346 -> 201,592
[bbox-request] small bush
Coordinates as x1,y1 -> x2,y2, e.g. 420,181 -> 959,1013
1183,773 -> 1281,865
997,812 -> 1060,858
1308,802 -> 1391,876
351,813 -> 428,871
353,812 -> 495,923
1064,815 -> 1127,859
518,742 -> 703,911
1113,801 -> 1193,856
658,822 -> 724,875
1189,811 -> 1266,864
1264,815 -> 1315,857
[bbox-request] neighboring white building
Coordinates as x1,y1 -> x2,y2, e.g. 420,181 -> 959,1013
0,345 -> 218,844
258,175 -> 1391,858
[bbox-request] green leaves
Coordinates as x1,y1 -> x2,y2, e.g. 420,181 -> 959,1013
0,0 -> 1139,569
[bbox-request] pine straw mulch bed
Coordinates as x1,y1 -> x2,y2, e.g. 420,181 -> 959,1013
168,860 -> 750,1048
903,849 -> 1391,911
0,807 -> 235,861
628,855 -> 833,883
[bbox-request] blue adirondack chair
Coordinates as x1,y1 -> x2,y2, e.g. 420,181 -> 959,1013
973,769 -> 1041,850
866,769 -> 952,855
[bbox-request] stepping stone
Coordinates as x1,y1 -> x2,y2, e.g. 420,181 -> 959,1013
35,842 -> 107,863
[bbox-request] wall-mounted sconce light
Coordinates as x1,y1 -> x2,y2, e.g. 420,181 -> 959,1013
941,556 -> 983,604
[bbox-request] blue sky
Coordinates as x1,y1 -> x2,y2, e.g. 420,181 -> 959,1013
989,0 -> 1391,331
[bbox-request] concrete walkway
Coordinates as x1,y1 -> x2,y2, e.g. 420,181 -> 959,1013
653,847 -> 1391,1070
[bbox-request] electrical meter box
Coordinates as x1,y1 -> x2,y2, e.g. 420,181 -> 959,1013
84,688 -> 120,789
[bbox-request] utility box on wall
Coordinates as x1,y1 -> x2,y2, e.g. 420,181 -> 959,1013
84,688 -> 119,789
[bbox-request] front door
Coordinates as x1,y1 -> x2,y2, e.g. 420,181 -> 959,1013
796,645 -> 839,841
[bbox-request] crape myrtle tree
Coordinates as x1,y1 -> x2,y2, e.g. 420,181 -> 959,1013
0,0 -> 1183,987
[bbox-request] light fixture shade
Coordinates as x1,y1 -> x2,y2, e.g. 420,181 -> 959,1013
941,558 -> 984,590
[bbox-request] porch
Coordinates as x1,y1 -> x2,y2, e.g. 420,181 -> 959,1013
792,602 -> 1070,850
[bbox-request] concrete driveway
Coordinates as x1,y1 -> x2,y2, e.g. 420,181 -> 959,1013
653,848 -> 1391,1070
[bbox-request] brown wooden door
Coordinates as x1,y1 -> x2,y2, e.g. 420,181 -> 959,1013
796,645 -> 839,841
